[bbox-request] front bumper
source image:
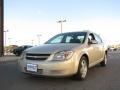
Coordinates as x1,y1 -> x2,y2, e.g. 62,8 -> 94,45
18,59 -> 76,77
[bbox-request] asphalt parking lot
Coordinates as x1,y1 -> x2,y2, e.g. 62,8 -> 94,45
0,52 -> 120,90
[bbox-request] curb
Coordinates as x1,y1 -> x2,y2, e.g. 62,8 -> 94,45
0,55 -> 19,62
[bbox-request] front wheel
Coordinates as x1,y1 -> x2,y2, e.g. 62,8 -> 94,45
100,54 -> 107,67
75,56 -> 88,80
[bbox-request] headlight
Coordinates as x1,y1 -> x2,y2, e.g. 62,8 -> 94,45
52,51 -> 74,61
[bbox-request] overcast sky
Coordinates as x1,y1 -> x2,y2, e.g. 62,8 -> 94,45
4,0 -> 120,46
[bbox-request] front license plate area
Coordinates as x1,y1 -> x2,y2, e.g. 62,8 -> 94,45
26,64 -> 37,72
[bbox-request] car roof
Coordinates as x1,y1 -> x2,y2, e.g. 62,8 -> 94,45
58,30 -> 91,35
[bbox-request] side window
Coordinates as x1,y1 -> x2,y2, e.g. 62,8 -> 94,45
88,33 -> 95,41
77,36 -> 85,43
65,36 -> 73,43
94,34 -> 102,44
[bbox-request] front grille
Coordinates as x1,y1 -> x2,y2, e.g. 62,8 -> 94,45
26,53 -> 50,61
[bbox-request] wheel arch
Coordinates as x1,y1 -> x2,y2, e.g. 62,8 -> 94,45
74,53 -> 89,80
75,53 -> 89,72
105,50 -> 108,55
81,54 -> 89,67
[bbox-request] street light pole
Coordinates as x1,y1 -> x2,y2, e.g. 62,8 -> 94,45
31,40 -> 34,46
37,34 -> 41,45
57,20 -> 66,33
8,38 -> 11,45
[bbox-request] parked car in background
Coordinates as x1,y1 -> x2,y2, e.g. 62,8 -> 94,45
4,45 -> 18,54
18,31 -> 107,80
13,45 -> 32,56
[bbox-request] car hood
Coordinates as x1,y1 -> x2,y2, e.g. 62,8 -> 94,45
25,44 -> 81,54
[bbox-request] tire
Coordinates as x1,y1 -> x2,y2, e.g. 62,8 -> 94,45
100,54 -> 107,67
75,56 -> 88,80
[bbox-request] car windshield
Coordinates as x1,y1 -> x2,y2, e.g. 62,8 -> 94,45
45,32 -> 87,44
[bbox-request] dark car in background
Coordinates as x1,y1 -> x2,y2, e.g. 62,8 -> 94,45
13,45 -> 32,56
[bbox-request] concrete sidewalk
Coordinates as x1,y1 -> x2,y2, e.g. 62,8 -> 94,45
0,55 -> 19,62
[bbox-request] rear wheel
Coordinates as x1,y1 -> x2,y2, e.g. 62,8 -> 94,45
75,56 -> 88,80
100,54 -> 107,67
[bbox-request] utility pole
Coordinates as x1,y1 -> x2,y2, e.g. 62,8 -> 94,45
0,0 -> 4,56
4,30 -> 9,46
57,20 -> 66,33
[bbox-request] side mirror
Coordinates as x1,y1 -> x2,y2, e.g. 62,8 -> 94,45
91,40 -> 97,44
88,39 -> 97,44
